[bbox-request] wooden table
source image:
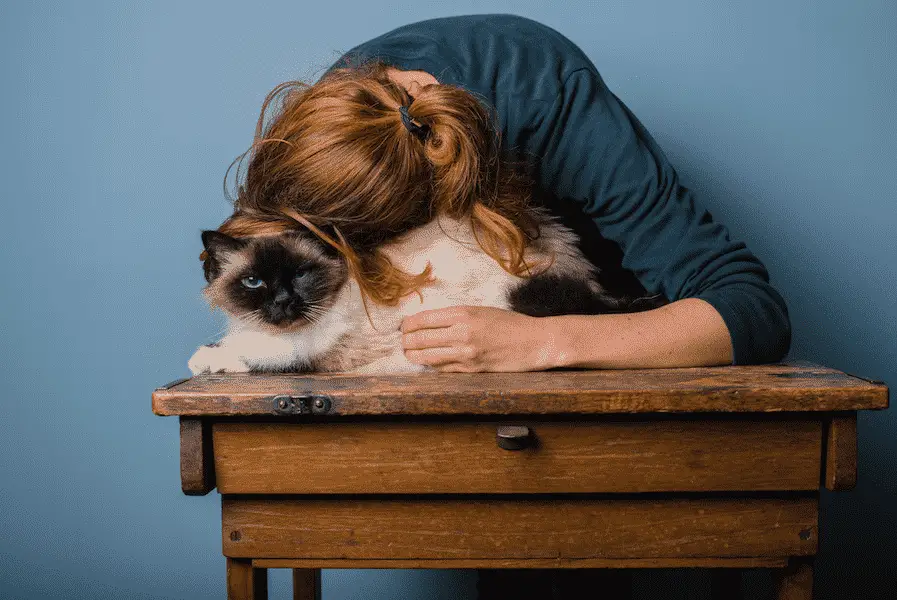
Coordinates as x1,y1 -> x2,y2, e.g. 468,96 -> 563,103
152,360 -> 888,600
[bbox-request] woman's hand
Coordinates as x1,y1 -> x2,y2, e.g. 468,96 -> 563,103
400,306 -> 561,372
399,298 -> 734,372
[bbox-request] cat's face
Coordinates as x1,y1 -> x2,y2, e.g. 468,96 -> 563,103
200,230 -> 348,333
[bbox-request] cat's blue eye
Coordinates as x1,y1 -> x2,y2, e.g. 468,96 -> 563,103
241,276 -> 265,289
293,269 -> 310,283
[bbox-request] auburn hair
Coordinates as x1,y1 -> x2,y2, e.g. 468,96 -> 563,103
219,59 -> 546,305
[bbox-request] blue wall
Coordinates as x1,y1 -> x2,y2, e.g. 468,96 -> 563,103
1,1 -> 894,598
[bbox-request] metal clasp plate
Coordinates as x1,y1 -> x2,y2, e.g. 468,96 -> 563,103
272,394 -> 332,415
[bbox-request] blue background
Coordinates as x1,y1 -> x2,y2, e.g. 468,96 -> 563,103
1,1 -> 894,598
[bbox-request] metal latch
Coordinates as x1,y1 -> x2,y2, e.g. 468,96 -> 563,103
272,394 -> 333,415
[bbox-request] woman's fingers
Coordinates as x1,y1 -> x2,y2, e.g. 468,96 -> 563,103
402,325 -> 463,349
401,307 -> 483,368
400,306 -> 550,372
404,346 -> 474,367
400,306 -> 472,333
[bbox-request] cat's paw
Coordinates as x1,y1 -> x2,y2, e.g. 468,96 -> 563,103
348,354 -> 432,375
188,345 -> 250,375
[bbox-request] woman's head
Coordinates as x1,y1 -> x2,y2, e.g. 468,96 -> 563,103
226,60 -> 542,304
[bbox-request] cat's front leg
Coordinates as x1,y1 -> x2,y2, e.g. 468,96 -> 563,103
188,344 -> 250,375
346,351 -> 432,375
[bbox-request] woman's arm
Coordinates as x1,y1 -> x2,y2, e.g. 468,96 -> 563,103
400,299 -> 732,372
547,298 -> 732,369
529,67 -> 791,365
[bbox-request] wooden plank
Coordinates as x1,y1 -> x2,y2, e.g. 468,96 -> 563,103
292,569 -> 320,600
254,557 -> 789,569
156,377 -> 191,391
213,419 -> 823,494
226,558 -> 267,600
180,417 -> 215,495
825,414 -> 857,491
222,496 -> 818,560
152,361 -> 889,416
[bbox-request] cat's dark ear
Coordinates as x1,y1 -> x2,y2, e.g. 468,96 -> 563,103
201,230 -> 245,256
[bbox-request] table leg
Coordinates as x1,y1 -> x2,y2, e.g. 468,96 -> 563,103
710,568 -> 742,600
226,558 -> 268,600
775,558 -> 813,600
293,568 -> 322,600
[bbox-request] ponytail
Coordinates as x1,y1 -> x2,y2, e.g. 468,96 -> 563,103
405,81 -> 547,276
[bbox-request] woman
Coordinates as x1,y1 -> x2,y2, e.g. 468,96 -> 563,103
229,14 -> 790,376
226,14 -> 791,596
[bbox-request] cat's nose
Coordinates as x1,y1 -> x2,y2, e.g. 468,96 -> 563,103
273,289 -> 290,305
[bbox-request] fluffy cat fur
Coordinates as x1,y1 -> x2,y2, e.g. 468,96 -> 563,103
189,208 -> 635,375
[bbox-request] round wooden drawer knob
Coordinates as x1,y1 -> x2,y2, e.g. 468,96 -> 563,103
496,425 -> 532,451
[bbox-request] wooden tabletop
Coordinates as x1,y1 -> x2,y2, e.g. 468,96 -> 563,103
152,360 -> 888,417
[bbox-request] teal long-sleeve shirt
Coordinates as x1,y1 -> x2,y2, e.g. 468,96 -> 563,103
324,14 -> 791,365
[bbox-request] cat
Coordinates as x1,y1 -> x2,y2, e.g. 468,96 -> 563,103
188,208 -> 650,375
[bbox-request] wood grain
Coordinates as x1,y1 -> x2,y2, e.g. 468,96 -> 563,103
153,361 -> 889,416
825,415 -> 857,491
212,419 -> 823,494
226,558 -> 267,600
221,496 -> 818,560
254,557 -> 789,569
179,417 -> 215,495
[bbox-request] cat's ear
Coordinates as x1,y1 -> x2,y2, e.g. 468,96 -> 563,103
201,230 -> 246,256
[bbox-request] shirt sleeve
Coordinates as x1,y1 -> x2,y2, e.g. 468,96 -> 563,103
533,67 -> 791,365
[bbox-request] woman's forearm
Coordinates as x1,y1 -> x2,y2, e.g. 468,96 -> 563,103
546,298 -> 734,369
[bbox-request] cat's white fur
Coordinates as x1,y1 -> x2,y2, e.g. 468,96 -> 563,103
188,211 -> 600,375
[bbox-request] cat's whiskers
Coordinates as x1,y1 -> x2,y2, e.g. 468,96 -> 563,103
237,309 -> 267,329
282,305 -> 323,330
210,313 -> 233,338
302,303 -> 329,321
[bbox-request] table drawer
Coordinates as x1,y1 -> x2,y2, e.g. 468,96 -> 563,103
212,419 -> 822,494
222,496 -> 818,560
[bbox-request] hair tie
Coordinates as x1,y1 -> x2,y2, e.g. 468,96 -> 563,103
399,103 -> 430,141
